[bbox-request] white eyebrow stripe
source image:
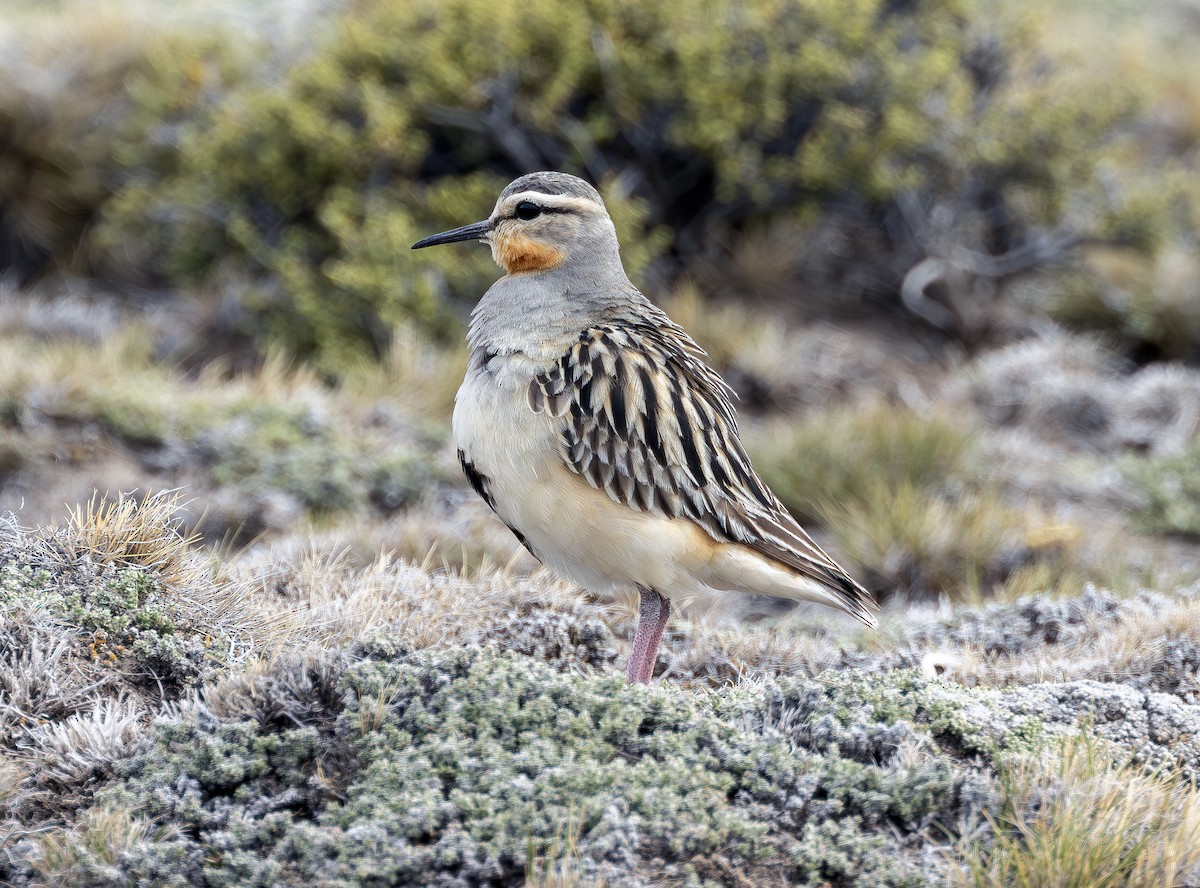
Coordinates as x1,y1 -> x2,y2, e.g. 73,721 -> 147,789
501,192 -> 599,214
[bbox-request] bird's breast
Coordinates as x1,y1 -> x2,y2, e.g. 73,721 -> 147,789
452,357 -> 718,598
453,359 -> 563,510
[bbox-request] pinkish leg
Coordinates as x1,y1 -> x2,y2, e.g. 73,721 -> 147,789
626,587 -> 671,684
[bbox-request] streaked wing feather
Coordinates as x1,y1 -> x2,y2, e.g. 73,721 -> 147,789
529,316 -> 876,623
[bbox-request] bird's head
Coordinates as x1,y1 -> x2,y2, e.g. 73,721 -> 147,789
411,172 -> 619,275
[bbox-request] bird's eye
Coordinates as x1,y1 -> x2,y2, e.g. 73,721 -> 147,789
515,201 -> 542,221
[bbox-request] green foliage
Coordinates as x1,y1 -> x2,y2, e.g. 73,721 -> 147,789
201,405 -> 362,514
1123,441 -> 1200,538
0,18 -> 148,281
366,453 -> 435,513
69,649 -> 994,887
0,560 -> 222,691
0,562 -> 51,603
1047,244 -> 1200,363
78,0 -> 1164,367
751,402 -> 1064,598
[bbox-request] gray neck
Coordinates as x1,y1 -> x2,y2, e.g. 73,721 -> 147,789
468,253 -> 646,361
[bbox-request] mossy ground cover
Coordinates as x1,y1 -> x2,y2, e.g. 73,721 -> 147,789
2,499 -> 1200,886
1,649 -> 998,887
11,643 -> 1200,887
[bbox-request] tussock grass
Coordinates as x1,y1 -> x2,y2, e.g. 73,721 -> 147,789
950,732 -> 1200,887
0,756 -> 28,808
526,806 -> 606,888
989,561 -> 1090,603
54,489 -> 265,665
60,490 -> 203,589
753,401 -> 977,525
752,401 -> 1080,599
30,803 -> 175,881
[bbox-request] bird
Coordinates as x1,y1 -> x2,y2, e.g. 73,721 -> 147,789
412,172 -> 876,683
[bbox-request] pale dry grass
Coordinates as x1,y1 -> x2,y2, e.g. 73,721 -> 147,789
0,323 -> 455,445
0,756 -> 29,808
223,493 -> 534,581
30,804 -> 179,882
229,547 -> 594,663
938,592 -> 1200,693
949,732 -> 1200,887
60,490 -> 204,588
658,282 -> 789,375
525,806 -> 606,888
339,323 -> 469,420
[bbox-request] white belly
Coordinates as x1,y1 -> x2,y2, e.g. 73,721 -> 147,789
452,364 -> 714,600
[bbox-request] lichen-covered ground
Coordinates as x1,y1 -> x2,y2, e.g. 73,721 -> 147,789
1,496 -> 1199,887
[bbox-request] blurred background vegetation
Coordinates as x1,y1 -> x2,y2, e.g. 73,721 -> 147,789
1,0 -> 1198,607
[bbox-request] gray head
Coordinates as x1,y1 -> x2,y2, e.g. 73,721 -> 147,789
412,172 -> 620,275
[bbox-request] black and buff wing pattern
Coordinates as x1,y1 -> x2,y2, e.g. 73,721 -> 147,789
528,315 -> 876,624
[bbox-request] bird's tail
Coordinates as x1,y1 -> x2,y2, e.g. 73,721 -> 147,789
702,543 -> 878,627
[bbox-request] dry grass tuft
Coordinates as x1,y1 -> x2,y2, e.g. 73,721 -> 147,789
30,803 -> 175,880
753,401 -> 1081,599
60,490 -> 203,589
231,548 -> 607,665
949,732 -> 1200,887
526,806 -> 606,888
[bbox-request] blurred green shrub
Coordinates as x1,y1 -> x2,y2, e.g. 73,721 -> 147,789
1046,244 -> 1200,363
3,0 -> 1187,366
1123,441 -> 1200,538
0,17 -> 150,281
753,402 -> 1078,598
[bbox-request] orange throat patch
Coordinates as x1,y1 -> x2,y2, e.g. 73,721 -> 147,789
493,233 -> 566,275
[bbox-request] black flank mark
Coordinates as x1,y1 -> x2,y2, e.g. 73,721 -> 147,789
505,522 -> 542,562
608,361 -> 628,432
458,449 -> 496,511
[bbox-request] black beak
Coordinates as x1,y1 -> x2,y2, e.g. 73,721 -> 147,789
411,219 -> 492,250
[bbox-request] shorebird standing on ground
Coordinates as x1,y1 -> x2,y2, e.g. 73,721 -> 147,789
412,172 -> 877,683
